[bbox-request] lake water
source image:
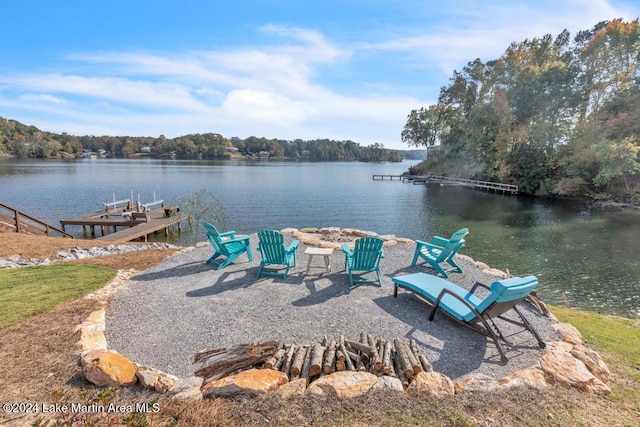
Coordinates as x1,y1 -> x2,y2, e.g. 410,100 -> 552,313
1,158 -> 639,318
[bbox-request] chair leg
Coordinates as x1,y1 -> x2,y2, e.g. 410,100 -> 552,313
206,251 -> 222,265
246,247 -> 253,262
447,257 -> 463,273
257,262 -> 264,277
513,306 -> 546,349
411,247 -> 422,266
428,260 -> 449,278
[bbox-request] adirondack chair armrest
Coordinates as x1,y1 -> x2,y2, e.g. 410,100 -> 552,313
229,235 -> 250,243
380,248 -> 386,258
433,236 -> 449,246
341,243 -> 353,256
422,242 -> 445,251
286,240 -> 300,251
415,239 -> 430,246
219,230 -> 236,239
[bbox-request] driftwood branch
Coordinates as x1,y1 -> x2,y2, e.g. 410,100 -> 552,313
194,341 -> 280,382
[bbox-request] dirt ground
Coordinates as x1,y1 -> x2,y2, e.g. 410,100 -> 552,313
0,231 -> 179,425
0,231 -> 180,270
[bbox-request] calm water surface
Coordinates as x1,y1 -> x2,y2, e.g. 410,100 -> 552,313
1,158 -> 638,318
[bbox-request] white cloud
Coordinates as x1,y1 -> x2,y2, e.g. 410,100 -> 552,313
1,1 -> 638,149
18,93 -> 68,104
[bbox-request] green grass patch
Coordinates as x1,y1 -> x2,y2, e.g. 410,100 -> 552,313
551,306 -> 640,424
0,264 -> 116,328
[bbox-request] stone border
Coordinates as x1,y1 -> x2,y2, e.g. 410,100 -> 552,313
75,229 -> 612,400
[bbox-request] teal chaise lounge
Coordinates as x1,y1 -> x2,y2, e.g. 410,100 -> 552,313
392,272 -> 545,363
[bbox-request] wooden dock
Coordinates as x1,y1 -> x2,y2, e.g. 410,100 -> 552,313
373,174 -> 518,194
60,204 -> 189,243
372,174 -> 405,181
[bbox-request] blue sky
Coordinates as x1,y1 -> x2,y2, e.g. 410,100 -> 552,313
0,1 -> 638,150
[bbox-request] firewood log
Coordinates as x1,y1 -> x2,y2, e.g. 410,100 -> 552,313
301,347 -> 313,383
194,341 -> 280,382
345,340 -> 374,357
419,354 -> 433,373
393,339 -> 414,380
290,346 -> 308,377
393,351 -> 409,388
323,341 -> 337,374
263,348 -> 285,370
335,350 -> 346,371
281,344 -> 296,376
339,341 -> 355,371
309,343 -> 326,377
382,339 -> 392,375
404,341 -> 422,375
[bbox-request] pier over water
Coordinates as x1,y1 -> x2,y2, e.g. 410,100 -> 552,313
373,174 -> 518,195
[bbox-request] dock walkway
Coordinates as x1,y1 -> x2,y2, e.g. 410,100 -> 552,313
372,174 -> 518,194
60,205 -> 188,243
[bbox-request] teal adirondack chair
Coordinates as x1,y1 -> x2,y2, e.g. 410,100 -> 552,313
203,222 -> 252,270
342,236 -> 385,288
411,228 -> 469,278
256,230 -> 299,279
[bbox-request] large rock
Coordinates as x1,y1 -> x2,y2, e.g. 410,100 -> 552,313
169,376 -> 204,401
81,349 -> 137,387
306,371 -> 378,399
276,378 -> 308,398
454,373 -> 501,394
553,323 -> 585,345
201,368 -> 288,397
539,348 -> 610,394
406,372 -> 455,397
373,376 -> 404,392
498,366 -> 548,390
570,346 -> 610,383
75,307 -> 108,355
135,365 -> 160,389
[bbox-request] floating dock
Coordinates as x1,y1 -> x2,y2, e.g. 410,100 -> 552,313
372,174 -> 518,194
60,200 -> 189,243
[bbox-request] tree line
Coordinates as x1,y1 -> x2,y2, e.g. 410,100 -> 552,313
402,19 -> 640,203
0,117 -> 424,162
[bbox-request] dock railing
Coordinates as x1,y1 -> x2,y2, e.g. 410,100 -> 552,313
0,203 -> 74,238
372,174 -> 518,194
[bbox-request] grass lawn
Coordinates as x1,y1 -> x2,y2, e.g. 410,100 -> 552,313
0,263 -> 115,328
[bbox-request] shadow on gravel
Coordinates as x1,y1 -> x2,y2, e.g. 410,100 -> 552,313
291,276 -> 349,306
130,261 -> 210,281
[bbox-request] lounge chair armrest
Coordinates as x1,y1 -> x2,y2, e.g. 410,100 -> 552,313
429,287 -> 482,321
469,281 -> 490,294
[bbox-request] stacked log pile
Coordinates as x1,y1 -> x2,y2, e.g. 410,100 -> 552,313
195,334 -> 432,390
